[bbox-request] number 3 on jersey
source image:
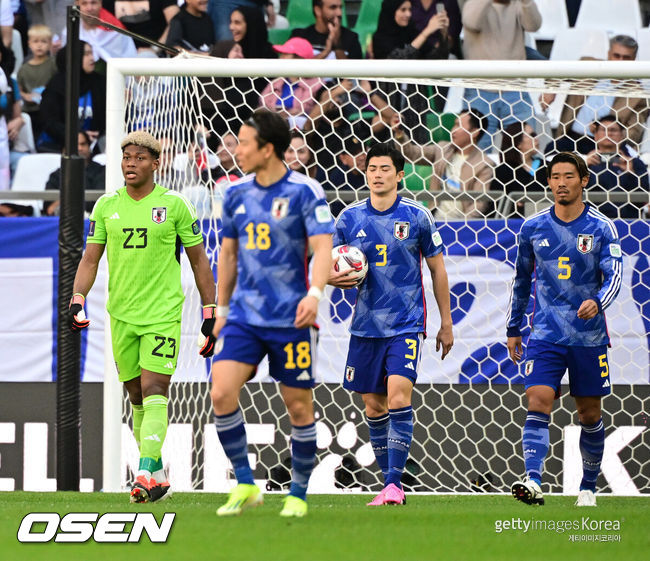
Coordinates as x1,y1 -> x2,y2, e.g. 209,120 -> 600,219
376,244 -> 387,266
245,222 -> 271,250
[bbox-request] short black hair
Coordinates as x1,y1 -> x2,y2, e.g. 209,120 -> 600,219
459,109 -> 488,142
244,108 -> 291,160
547,151 -> 589,180
593,114 -> 621,132
365,142 -> 404,172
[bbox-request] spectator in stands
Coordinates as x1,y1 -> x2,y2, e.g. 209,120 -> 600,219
24,0 -> 70,46
541,35 -> 650,152
291,0 -> 362,60
318,133 -> 367,217
18,24 -> 57,141
38,41 -> 106,153
43,130 -> 104,215
411,0 -> 461,57
166,0 -> 215,53
285,130 -> 319,178
259,37 -> 321,130
492,121 -> 546,218
584,115 -> 649,220
266,0 -> 288,31
373,0 -> 450,144
461,0 -> 542,151
63,0 -> 137,61
207,0 -> 266,42
102,0 -> 179,51
394,108 -> 495,218
214,131 -> 241,179
0,0 -> 13,48
0,42 -> 26,191
207,6 -> 276,136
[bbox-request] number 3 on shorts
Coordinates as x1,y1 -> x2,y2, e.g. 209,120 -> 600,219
405,338 -> 417,360
598,353 -> 609,378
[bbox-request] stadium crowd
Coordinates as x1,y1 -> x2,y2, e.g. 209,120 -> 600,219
0,0 -> 649,220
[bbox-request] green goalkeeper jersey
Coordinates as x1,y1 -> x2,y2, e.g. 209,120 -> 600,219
87,184 -> 203,325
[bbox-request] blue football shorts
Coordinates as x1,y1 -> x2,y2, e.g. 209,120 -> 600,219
343,333 -> 423,394
523,339 -> 611,397
213,320 -> 317,388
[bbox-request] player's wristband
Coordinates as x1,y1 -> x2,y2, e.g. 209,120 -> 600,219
307,286 -> 323,301
216,305 -> 230,318
202,305 -> 216,319
71,293 -> 85,306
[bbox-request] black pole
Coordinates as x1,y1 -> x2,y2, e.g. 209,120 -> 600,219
57,5 -> 85,491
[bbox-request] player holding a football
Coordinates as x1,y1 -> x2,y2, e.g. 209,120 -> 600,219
330,142 -> 453,506
507,152 -> 623,507
210,109 -> 333,518
69,131 -> 216,503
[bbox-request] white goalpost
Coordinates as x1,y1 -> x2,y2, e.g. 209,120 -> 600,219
101,57 -> 650,495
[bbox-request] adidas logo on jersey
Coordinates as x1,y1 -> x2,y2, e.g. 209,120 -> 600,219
602,379 -> 610,388
538,239 -> 550,247
144,434 -> 161,442
405,362 -> 415,370
296,370 -> 311,381
109,213 -> 120,219
234,204 -> 246,214
356,229 -> 367,238
164,361 -> 174,369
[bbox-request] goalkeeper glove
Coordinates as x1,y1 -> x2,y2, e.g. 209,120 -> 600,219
198,305 -> 217,358
69,293 -> 90,331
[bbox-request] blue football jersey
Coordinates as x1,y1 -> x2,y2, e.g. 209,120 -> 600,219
334,196 -> 443,337
221,169 -> 334,327
507,204 -> 622,346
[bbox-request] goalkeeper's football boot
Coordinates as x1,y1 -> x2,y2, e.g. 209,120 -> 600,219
367,487 -> 388,506
511,476 -> 545,505
216,483 -> 263,516
279,495 -> 308,518
130,475 -> 152,503
148,478 -> 173,502
383,483 -> 406,505
575,489 -> 597,507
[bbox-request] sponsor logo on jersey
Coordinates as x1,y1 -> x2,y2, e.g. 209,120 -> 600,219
152,207 -> 167,224
271,197 -> 290,220
296,370 -> 311,381
609,243 -> 622,258
108,213 -> 120,220
345,366 -> 355,382
356,229 -> 367,238
88,220 -> 96,236
432,231 -> 442,246
234,204 -> 246,214
577,234 -> 594,254
405,362 -> 415,371
602,379 -> 610,388
538,238 -> 550,247
192,220 -> 200,235
315,204 -> 331,224
394,221 -> 410,240
163,361 -> 174,369
525,360 -> 534,376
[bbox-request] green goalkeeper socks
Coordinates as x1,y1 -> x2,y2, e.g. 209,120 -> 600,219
139,395 -> 168,474
131,403 -> 144,449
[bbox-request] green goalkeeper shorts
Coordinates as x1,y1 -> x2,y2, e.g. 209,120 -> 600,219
110,316 -> 181,382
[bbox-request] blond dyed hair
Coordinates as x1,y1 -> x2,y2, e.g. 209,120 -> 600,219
28,24 -> 53,41
120,131 -> 161,157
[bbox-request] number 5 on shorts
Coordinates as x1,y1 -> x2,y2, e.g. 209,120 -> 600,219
598,354 -> 609,378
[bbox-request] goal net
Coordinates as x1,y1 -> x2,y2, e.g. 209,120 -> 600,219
101,57 -> 649,495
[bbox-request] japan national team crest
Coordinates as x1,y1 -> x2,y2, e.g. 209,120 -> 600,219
271,197 -> 290,220
152,207 -> 167,224
577,233 -> 594,254
345,366 -> 355,382
394,221 -> 410,240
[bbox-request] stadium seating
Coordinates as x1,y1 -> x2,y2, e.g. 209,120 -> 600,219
426,112 -> 456,143
574,0 -> 641,35
635,28 -> 650,60
532,0 -> 569,41
13,113 -> 35,155
268,27 -> 292,46
11,29 -> 22,79
403,163 -> 432,193
10,153 -> 61,216
353,0 -> 381,56
549,28 -> 609,60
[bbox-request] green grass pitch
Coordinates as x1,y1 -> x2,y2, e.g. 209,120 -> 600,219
1,492 -> 647,560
